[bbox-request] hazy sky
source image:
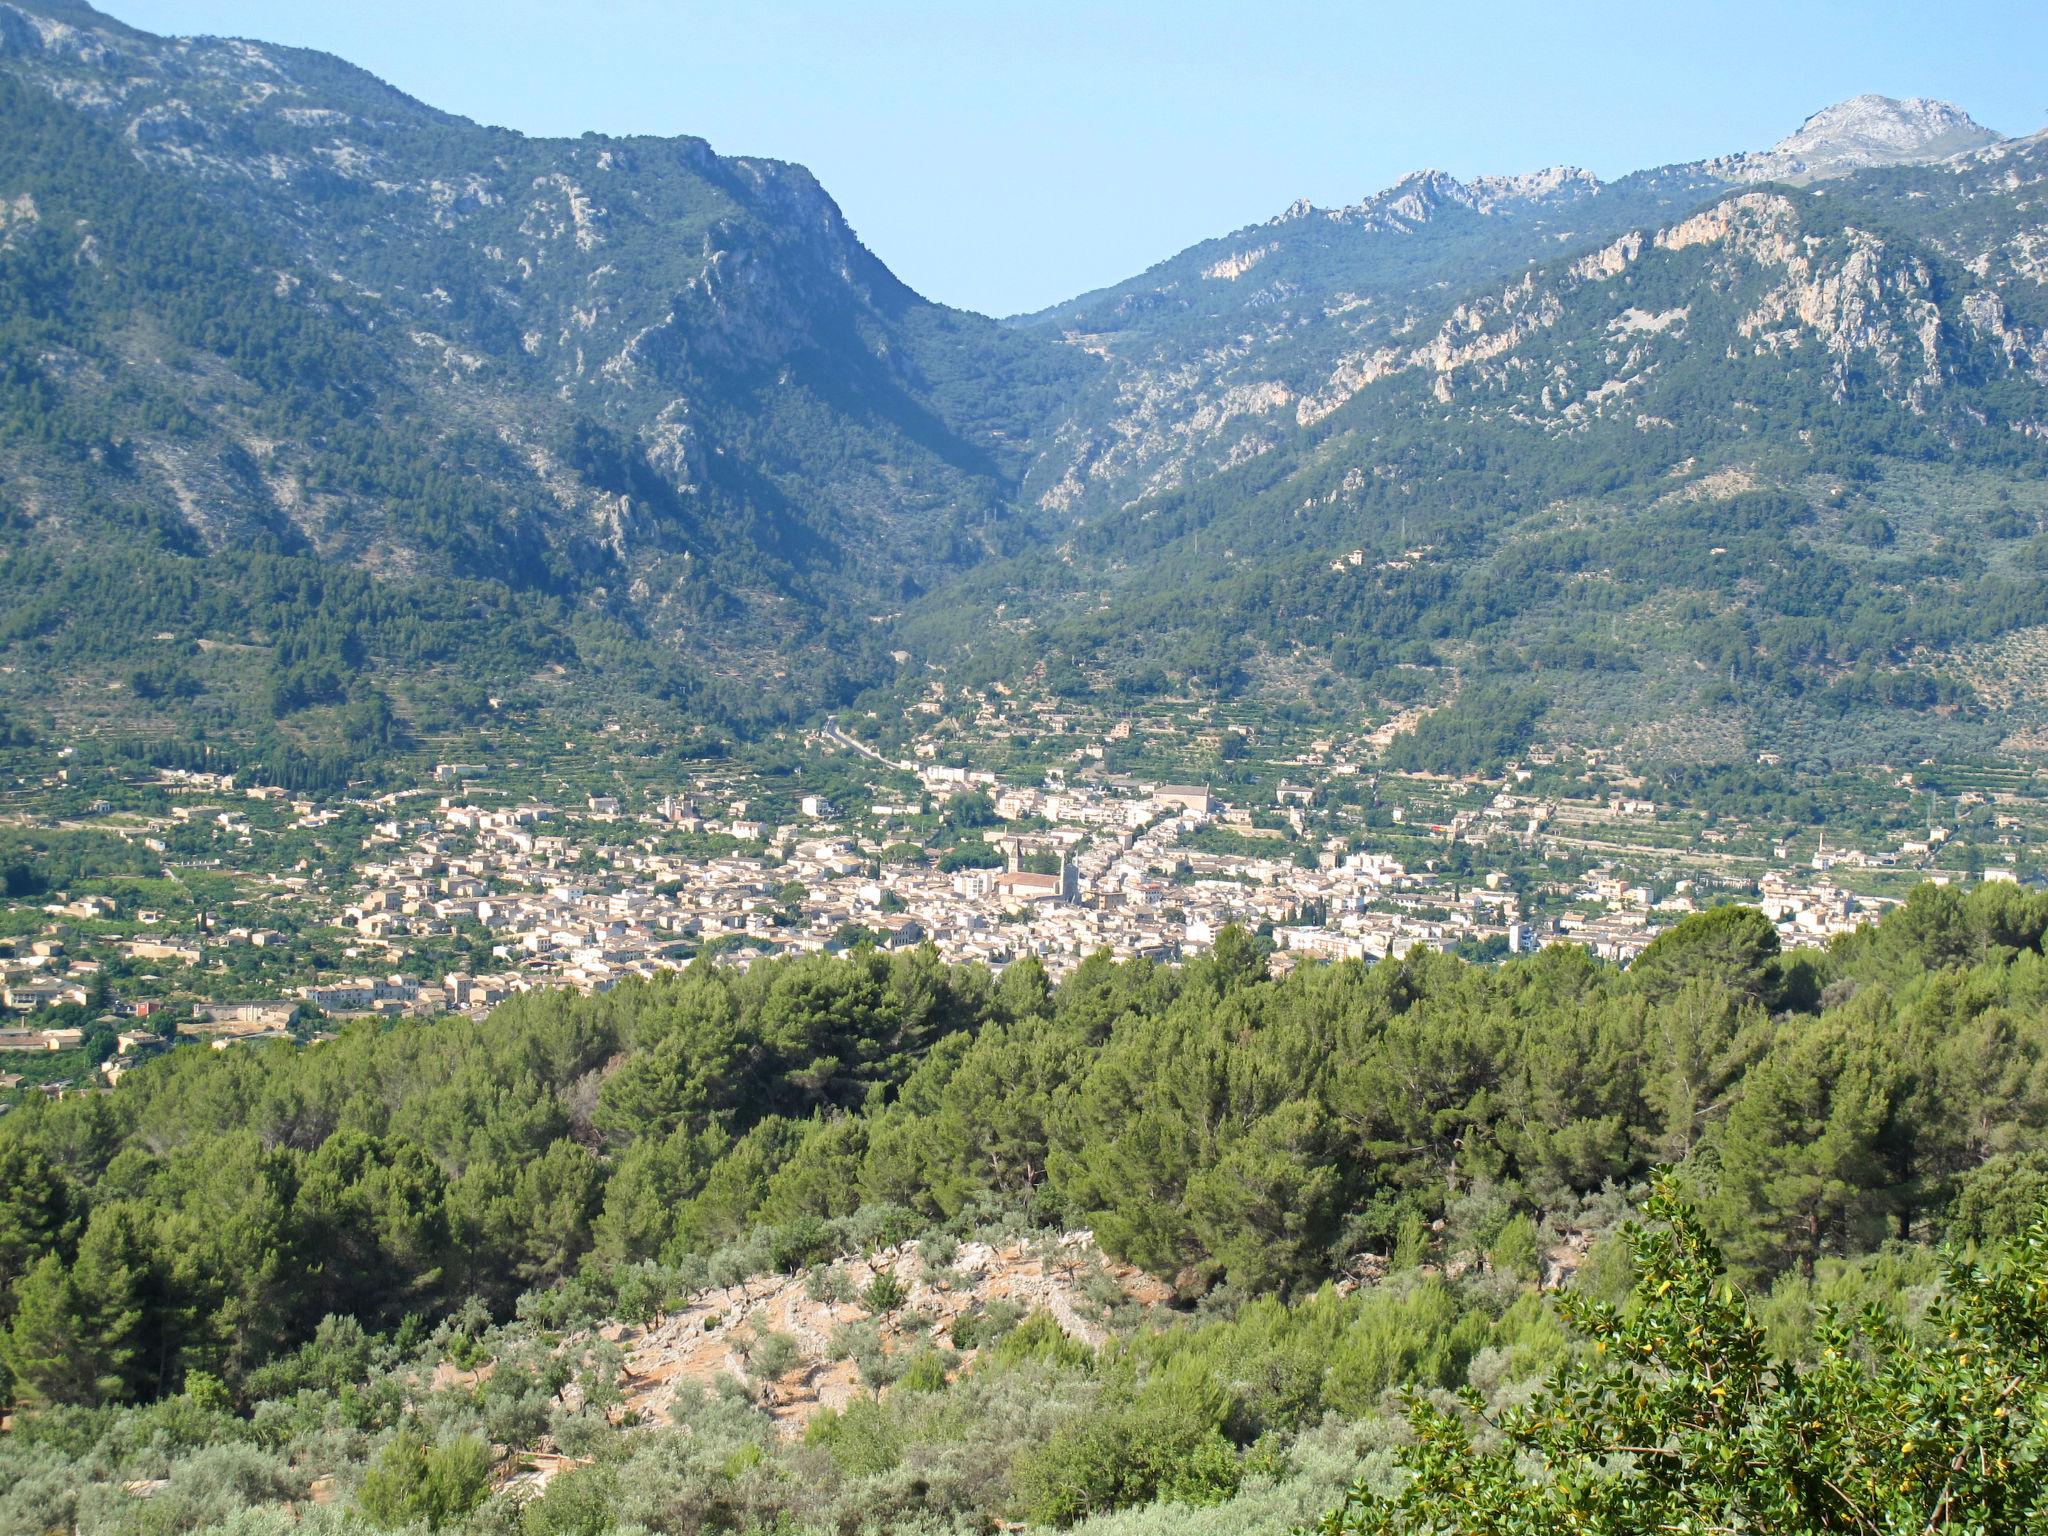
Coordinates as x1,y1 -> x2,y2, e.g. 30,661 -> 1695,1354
113,1 -> 2048,316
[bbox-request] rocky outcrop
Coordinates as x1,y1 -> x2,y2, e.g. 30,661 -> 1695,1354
599,1233 -> 1174,1436
1202,242 -> 1277,281
1270,164 -> 1600,233
1712,94 -> 2003,183
1963,290 -> 2048,385
1469,165 -> 1602,207
1655,193 -> 1951,403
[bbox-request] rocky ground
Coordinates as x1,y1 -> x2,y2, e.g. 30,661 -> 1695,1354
593,1232 -> 1174,1436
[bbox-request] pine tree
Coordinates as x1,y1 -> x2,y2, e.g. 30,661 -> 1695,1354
0,1143 -> 73,1312
1713,1019 -> 1897,1277
0,1241 -> 140,1408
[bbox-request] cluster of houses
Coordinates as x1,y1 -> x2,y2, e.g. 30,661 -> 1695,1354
1755,872 -> 1872,943
311,774 -> 1548,1005
145,754 -> 1917,1020
0,743 -> 1952,1090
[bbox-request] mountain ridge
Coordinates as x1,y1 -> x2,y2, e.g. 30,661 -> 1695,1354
0,0 -> 2044,788
0,0 -> 1100,767
1722,92 -> 2004,181
1012,93 -> 2005,330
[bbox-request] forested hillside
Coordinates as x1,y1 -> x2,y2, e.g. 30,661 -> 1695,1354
919,129 -> 2048,773
0,885 -> 2044,1531
0,0 -> 1087,775
5,2 -> 2048,784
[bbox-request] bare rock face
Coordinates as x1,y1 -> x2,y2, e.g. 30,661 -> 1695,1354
1272,165 -> 1604,233
1015,90 -> 2033,524
1467,164 -> 1602,209
1715,94 -> 2004,183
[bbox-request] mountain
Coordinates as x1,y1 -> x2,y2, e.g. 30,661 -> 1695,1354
1005,96 -> 2012,522
1715,94 -> 2005,182
932,103 -> 2048,777
0,0 -> 1089,779
1006,163 -> 1693,517
0,0 -> 2044,790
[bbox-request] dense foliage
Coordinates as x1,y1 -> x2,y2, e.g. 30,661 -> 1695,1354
1319,1179 -> 2048,1535
3,884 -> 2044,1405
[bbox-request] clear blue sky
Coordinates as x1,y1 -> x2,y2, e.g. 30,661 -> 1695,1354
112,1 -> 2048,316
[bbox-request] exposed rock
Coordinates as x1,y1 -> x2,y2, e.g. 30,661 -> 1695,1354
1963,290 -> 2048,384
1202,241 -> 1277,281
1468,164 -> 1602,207
596,1233 -> 1173,1436
1714,94 -> 2003,183
0,189 -> 35,250
1609,305 -> 1688,335
1570,230 -> 1643,281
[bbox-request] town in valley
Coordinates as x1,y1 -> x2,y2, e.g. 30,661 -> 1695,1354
2,687 -> 2031,1095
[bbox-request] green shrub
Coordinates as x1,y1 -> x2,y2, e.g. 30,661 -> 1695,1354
988,1310 -> 1093,1372
804,1395 -> 902,1476
1317,1180 -> 2048,1536
898,1344 -> 954,1393
950,1297 -> 1027,1351
1324,1278 -> 1488,1414
805,1264 -> 855,1305
356,1425 -> 491,1531
827,1321 -> 880,1362
521,1463 -> 617,1536
1949,1150 -> 2048,1248
859,1270 -> 908,1315
1014,1377 -> 1242,1525
747,1331 -> 801,1384
1488,1214 -> 1540,1280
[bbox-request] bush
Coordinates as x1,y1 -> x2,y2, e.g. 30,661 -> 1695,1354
827,1321 -> 881,1363
804,1395 -> 902,1477
520,1463 -> 617,1536
1323,1278 -> 1489,1414
747,1331 -> 801,1384
1949,1151 -> 2048,1248
480,1361 -> 559,1448
1014,1382 -> 1244,1524
857,1345 -> 904,1393
766,1215 -> 835,1274
1317,1179 -> 2048,1535
805,1265 -> 855,1305
356,1426 -> 491,1531
1488,1214 -> 1540,1280
950,1298 -> 1027,1351
860,1270 -> 908,1316
988,1310 -> 1093,1371
898,1344 -> 954,1393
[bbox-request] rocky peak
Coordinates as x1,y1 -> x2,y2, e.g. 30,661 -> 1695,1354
1717,94 -> 2003,182
1273,163 -> 1602,232
1467,164 -> 1602,207
1373,168 -> 1475,224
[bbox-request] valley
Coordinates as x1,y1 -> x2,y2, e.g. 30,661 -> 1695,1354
0,6 -> 2045,1535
